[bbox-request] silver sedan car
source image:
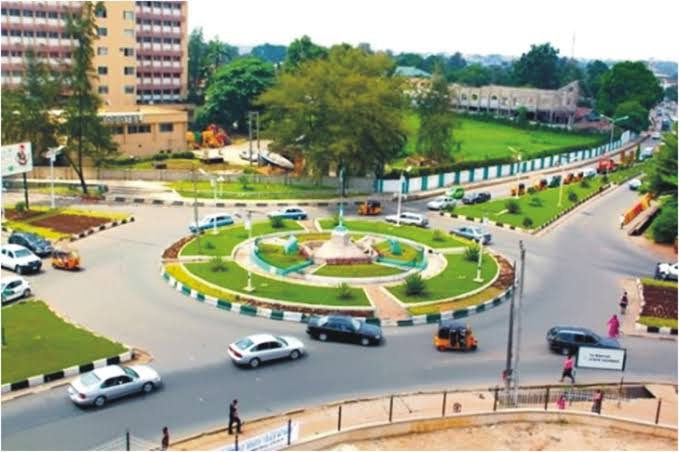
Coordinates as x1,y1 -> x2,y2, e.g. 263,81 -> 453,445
228,334 -> 305,368
68,365 -> 162,407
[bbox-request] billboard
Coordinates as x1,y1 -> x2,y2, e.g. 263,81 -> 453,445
1,142 -> 33,177
219,422 -> 299,451
576,346 -> 627,371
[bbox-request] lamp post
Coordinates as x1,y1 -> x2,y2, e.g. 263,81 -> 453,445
396,166 -> 412,227
473,236 -> 485,283
199,168 -> 218,235
46,146 -> 64,209
191,165 -> 201,254
601,114 -> 630,155
508,147 -> 523,199
244,210 -> 254,292
248,111 -> 260,166
557,153 -> 567,207
217,175 -> 224,197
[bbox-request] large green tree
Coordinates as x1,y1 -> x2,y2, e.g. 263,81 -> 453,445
648,126 -> 678,243
195,57 -> 275,132
453,63 -> 491,86
584,60 -> 609,99
187,28 -> 239,103
251,43 -> 287,63
416,65 -> 455,162
596,61 -> 663,115
61,1 -> 116,194
258,45 -> 407,178
283,36 -> 327,72
512,43 -> 561,89
614,100 -> 650,133
665,85 -> 678,102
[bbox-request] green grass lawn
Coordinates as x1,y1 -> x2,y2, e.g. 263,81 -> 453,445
257,243 -> 308,268
397,114 -> 602,166
180,221 -> 302,257
373,240 -> 420,262
313,263 -> 403,277
607,161 -> 650,185
168,180 -> 364,200
319,219 -> 468,248
638,316 -> 678,329
1,301 -> 127,384
454,177 -> 606,229
184,262 -> 370,306
388,253 -> 498,303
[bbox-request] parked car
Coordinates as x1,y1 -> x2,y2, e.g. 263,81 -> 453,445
8,231 -> 53,257
655,262 -> 678,281
581,167 -> 597,178
546,326 -> 619,355
1,275 -> 31,304
640,147 -> 654,160
67,365 -> 162,407
461,192 -> 492,205
384,212 -> 428,227
267,207 -> 308,220
0,244 -> 42,274
628,179 -> 642,190
447,186 -> 465,199
307,315 -> 383,346
427,196 -> 456,211
228,334 -> 305,368
449,226 -> 492,245
188,213 -> 234,233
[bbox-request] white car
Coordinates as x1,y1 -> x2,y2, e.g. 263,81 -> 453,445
267,207 -> 308,220
0,244 -> 42,274
628,179 -> 642,190
68,365 -> 162,407
188,213 -> 234,233
655,262 -> 678,281
384,212 -> 429,227
228,334 -> 305,368
1,275 -> 31,304
427,196 -> 456,211
582,167 -> 597,178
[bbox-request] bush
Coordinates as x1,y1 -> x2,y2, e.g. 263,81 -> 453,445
579,178 -> 591,188
445,203 -> 456,214
602,174 -> 609,184
505,199 -> 521,214
205,241 -> 216,250
337,283 -> 353,300
270,215 -> 284,229
152,152 -> 169,161
171,151 -> 195,159
331,213 -> 340,226
238,174 -> 251,190
14,201 -> 27,213
405,273 -> 426,295
432,229 -> 445,242
528,196 -> 543,207
209,256 -> 228,272
522,217 -> 534,228
526,186 -> 536,195
464,244 -> 480,262
651,201 -> 678,244
242,166 -> 259,175
567,189 -> 578,203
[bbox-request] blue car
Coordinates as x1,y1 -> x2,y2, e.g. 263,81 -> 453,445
450,226 -> 492,245
267,207 -> 308,220
189,213 -> 234,233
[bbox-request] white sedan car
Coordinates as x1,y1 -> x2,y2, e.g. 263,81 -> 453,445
427,196 -> 456,211
384,212 -> 429,227
68,365 -> 162,407
228,334 -> 305,368
1,275 -> 31,304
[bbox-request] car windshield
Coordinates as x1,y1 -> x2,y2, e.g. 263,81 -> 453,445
122,366 -> 139,379
275,336 -> 288,346
14,249 -> 32,258
80,372 -> 101,387
316,316 -> 329,327
235,338 -> 254,350
350,319 -> 361,331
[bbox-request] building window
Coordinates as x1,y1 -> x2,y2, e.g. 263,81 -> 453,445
35,10 -> 46,18
97,27 -> 107,37
124,85 -> 135,94
98,86 -> 109,94
123,28 -> 134,38
159,123 -> 174,133
128,124 -> 151,134
95,5 -> 106,18
22,9 -> 33,17
111,126 -> 124,135
97,66 -> 108,75
124,67 -> 135,75
123,10 -> 134,20
122,48 -> 134,57
97,47 -> 108,56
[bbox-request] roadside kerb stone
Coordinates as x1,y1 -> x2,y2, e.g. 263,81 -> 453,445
634,278 -> 678,336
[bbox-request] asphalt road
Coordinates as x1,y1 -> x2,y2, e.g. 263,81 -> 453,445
2,184 -> 677,450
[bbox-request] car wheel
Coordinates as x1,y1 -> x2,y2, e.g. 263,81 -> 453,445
319,333 -> 328,342
249,358 -> 260,369
290,350 -> 300,360
360,337 -> 370,346
15,265 -> 22,275
94,396 -> 106,408
22,288 -> 31,298
142,382 -> 154,393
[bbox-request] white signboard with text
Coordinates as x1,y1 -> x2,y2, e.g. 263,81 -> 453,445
218,422 -> 300,451
1,142 -> 33,177
577,346 -> 627,371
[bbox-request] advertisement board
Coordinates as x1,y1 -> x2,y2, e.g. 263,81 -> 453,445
576,346 -> 627,371
218,422 -> 300,451
1,142 -> 33,177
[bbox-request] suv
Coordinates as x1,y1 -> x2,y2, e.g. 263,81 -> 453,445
546,326 -> 619,355
8,231 -> 53,257
0,244 -> 42,274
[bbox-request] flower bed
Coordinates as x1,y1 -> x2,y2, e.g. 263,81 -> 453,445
640,279 -> 677,328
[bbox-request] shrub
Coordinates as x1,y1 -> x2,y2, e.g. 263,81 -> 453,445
14,201 -> 27,213
270,215 -> 284,229
526,186 -> 536,195
242,166 -> 258,175
331,214 -> 340,226
579,178 -> 590,188
505,199 -> 521,214
152,152 -> 169,161
405,273 -> 426,295
528,196 -> 543,207
171,151 -> 195,159
205,241 -> 216,250
567,189 -> 578,203
209,256 -> 228,272
602,174 -> 609,184
337,283 -> 353,300
464,244 -> 480,262
432,229 -> 445,242
522,217 -> 534,228
445,203 -> 456,214
651,201 -> 678,244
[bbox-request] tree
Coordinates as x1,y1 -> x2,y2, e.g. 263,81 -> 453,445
558,58 -> 584,87
665,85 -> 678,102
613,100 -> 649,133
512,43 -> 561,89
196,57 -> 275,132
283,35 -> 327,71
187,28 -> 239,103
250,43 -> 287,63
646,125 -> 678,198
446,52 -> 467,72
395,52 -> 425,69
453,63 -> 491,86
416,65 -> 455,162
596,61 -> 663,115
61,1 -> 116,194
205,39 -> 238,74
258,46 -> 407,178
584,60 -> 609,99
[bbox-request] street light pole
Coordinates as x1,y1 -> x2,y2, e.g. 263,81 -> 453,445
248,112 -> 253,167
192,165 -> 201,254
245,210 -> 254,292
558,154 -> 566,207
504,260 -> 517,405
46,146 -> 63,209
396,172 -> 405,227
473,237 -> 484,283
512,240 -> 526,405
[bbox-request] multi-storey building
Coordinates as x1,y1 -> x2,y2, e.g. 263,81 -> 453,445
1,0 -> 190,156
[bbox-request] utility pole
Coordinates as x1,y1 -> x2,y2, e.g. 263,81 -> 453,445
192,165 -> 201,254
513,240 -> 527,405
504,260 -> 517,405
256,111 -> 260,155
248,112 -> 253,167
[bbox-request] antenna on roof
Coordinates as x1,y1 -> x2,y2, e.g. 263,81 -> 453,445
571,33 -> 576,61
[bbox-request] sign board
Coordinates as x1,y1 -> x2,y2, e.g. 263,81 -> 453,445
576,346 -> 626,371
100,113 -> 142,124
1,142 -> 33,177
218,422 -> 299,451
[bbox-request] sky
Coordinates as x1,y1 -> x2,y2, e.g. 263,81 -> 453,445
188,0 -> 678,62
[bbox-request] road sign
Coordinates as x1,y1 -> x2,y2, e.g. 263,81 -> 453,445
576,346 -> 627,371
1,142 -> 33,177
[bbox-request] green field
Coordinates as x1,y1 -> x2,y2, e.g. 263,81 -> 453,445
257,243 -> 308,268
373,240 -> 420,262
313,263 -> 403,277
399,114 -> 602,165
388,253 -> 498,303
454,177 -> 607,229
184,262 -> 370,306
318,219 -> 468,248
180,221 -> 302,257
168,180 -> 363,200
1,301 -> 127,384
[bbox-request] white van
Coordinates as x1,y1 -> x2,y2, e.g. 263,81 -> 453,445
582,167 -> 597,178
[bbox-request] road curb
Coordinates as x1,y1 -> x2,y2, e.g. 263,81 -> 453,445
633,278 -> 678,337
67,215 -> 136,242
105,196 -> 380,208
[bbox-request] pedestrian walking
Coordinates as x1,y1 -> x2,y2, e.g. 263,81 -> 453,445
228,399 -> 242,435
619,291 -> 629,315
591,389 -> 604,414
556,393 -> 567,410
619,213 -> 625,230
559,354 -> 575,384
607,314 -> 621,339
160,426 -> 169,451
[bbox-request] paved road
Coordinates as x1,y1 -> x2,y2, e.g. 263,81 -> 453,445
2,185 -> 677,450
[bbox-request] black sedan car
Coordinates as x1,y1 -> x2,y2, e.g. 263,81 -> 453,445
461,192 -> 491,205
546,326 -> 619,355
8,231 -> 53,257
306,315 -> 383,346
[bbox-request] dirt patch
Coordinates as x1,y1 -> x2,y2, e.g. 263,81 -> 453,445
30,214 -> 110,234
491,254 -> 515,290
3,209 -> 44,222
162,236 -> 195,259
641,284 -> 678,319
